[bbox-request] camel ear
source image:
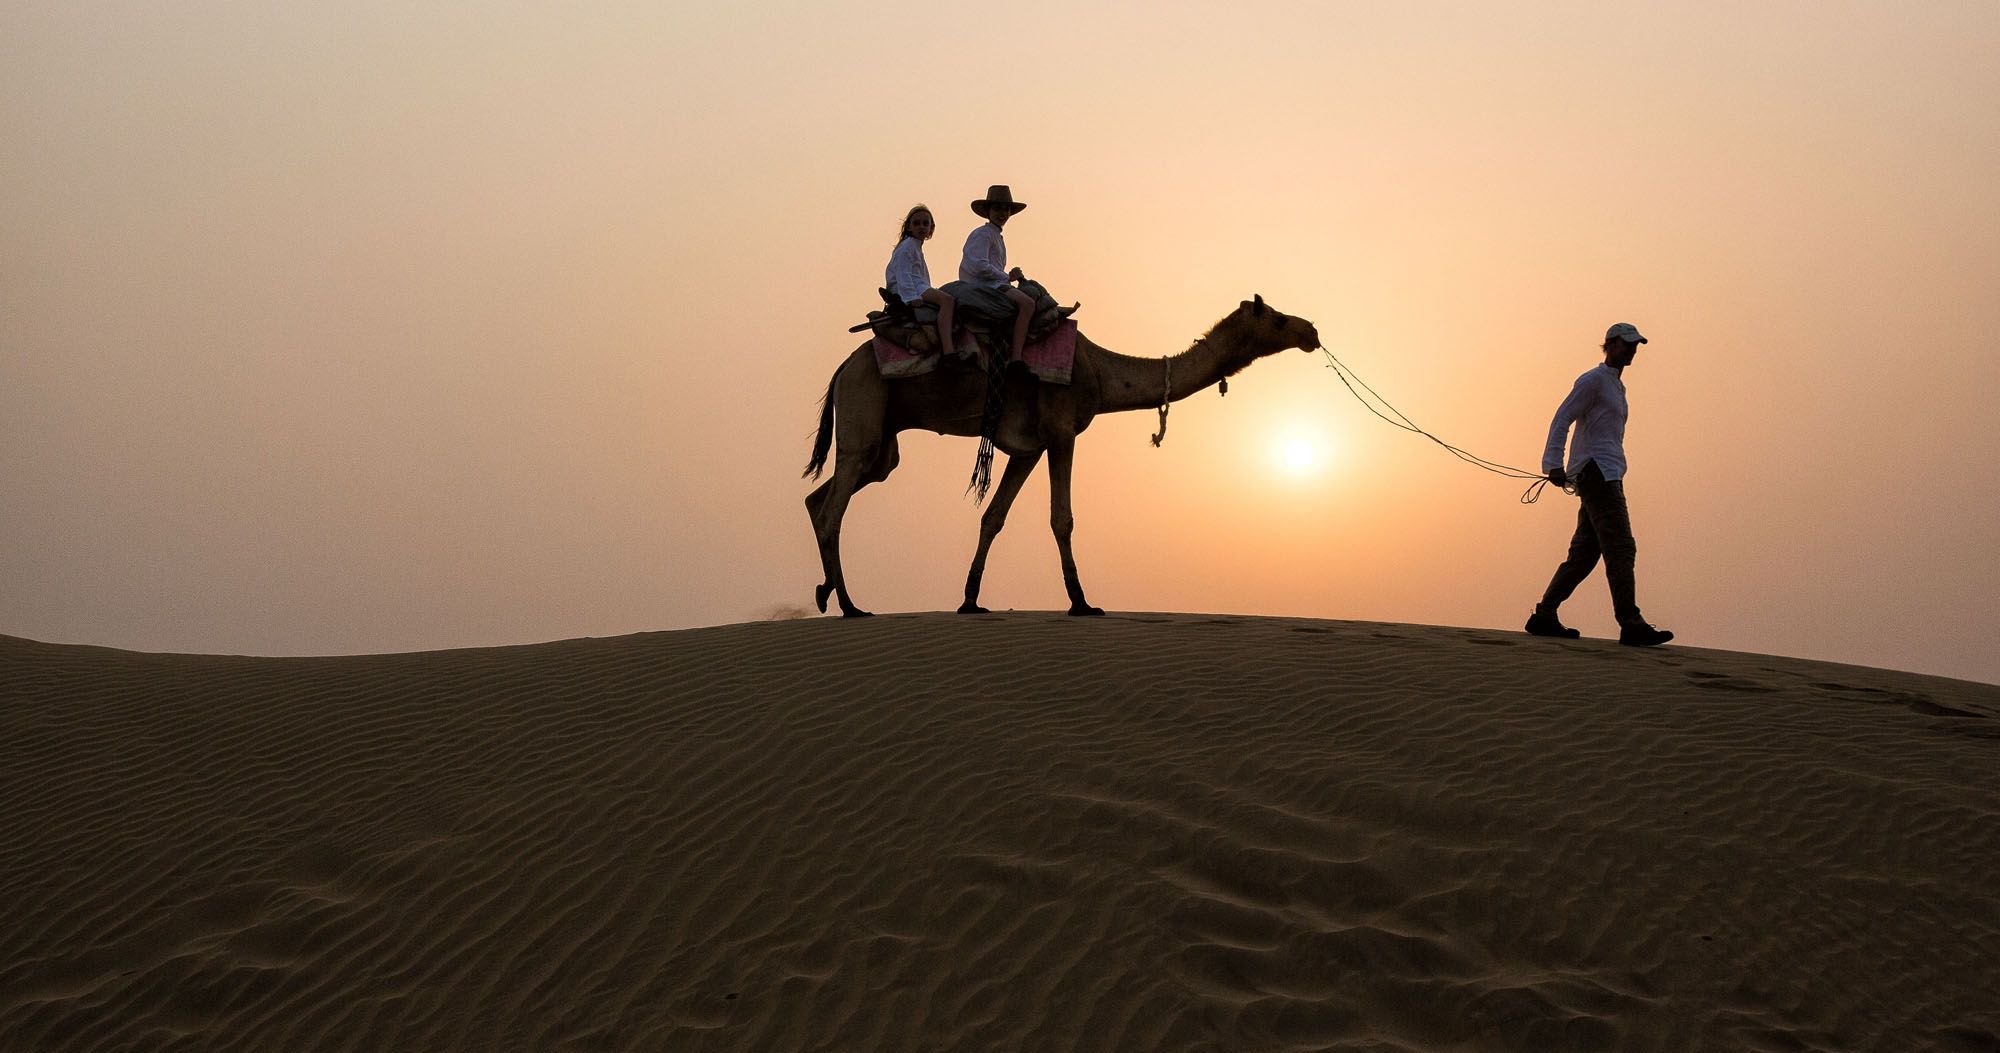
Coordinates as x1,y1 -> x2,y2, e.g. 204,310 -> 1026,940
1251,294 -> 1267,315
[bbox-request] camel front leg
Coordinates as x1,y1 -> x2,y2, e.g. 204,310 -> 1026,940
959,450 -> 1043,613
1046,438 -> 1102,616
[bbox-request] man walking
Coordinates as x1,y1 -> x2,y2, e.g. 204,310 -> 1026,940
1526,323 -> 1675,646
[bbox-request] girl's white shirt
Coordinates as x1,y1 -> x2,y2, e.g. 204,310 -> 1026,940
885,236 -> 932,305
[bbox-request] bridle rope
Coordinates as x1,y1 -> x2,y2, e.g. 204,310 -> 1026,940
1133,321 -> 1569,504
1149,356 -> 1172,447
1318,344 -> 1573,503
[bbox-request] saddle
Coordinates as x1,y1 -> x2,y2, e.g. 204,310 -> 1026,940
850,282 -> 1079,358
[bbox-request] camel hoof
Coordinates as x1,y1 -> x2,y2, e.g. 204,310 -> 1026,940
1067,604 -> 1105,617
840,608 -> 874,619
957,603 -> 989,614
814,583 -> 832,614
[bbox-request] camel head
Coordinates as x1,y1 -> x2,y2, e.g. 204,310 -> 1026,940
1213,295 -> 1321,375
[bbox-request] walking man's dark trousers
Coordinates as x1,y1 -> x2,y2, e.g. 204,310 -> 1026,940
1536,460 -> 1641,626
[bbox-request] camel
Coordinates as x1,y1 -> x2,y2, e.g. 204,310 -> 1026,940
803,295 -> 1321,617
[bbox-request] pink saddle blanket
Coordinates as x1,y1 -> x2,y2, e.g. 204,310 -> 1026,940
871,320 -> 1077,385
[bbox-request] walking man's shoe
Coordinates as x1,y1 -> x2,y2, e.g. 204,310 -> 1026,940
1619,623 -> 1675,647
1525,611 -> 1581,638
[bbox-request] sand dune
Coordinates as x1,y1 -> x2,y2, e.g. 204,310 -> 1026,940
2,614 -> 1996,1052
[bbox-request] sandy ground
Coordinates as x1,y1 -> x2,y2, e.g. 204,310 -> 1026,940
2,613 -> 1996,1052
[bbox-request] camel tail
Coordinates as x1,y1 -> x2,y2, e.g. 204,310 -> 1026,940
803,360 -> 844,480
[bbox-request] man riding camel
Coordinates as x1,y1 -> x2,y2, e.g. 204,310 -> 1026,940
941,185 -> 1037,363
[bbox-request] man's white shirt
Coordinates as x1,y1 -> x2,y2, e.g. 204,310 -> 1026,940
958,222 -> 1008,286
1543,364 -> 1630,481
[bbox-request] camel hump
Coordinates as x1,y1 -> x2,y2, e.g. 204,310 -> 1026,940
856,278 -> 1078,340
867,319 -> 1077,387
856,279 -> 1078,379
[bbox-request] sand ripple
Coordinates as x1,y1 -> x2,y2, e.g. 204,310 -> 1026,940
2,616 -> 1996,1051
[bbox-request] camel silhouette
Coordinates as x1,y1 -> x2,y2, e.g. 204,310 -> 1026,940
804,296 -> 1320,617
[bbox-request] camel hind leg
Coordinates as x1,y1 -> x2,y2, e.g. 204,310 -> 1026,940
807,431 -> 899,617
804,477 -> 836,611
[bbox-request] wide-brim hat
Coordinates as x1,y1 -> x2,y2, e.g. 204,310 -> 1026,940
971,184 -> 1027,218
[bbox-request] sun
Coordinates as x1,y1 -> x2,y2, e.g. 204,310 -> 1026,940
1263,421 -> 1337,480
1278,436 -> 1320,475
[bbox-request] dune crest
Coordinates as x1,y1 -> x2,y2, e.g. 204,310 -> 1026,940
2,615 -> 1996,1051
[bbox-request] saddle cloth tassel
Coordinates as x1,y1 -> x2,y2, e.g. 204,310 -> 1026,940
966,343 -> 1009,503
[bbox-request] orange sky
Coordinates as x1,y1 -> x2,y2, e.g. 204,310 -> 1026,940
4,3 -> 1997,682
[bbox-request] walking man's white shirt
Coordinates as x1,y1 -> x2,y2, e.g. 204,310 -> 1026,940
1543,364 -> 1630,481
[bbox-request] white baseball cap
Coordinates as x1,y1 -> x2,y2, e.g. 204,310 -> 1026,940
1605,322 -> 1647,344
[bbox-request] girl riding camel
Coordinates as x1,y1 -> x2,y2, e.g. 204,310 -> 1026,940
883,204 -> 957,356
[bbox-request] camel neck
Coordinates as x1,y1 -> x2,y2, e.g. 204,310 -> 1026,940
1095,334 -> 1240,415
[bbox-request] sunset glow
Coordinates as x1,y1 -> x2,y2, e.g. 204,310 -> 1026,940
2,3 -> 1996,682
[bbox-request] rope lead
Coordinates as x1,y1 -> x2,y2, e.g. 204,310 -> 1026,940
1318,346 -> 1574,504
